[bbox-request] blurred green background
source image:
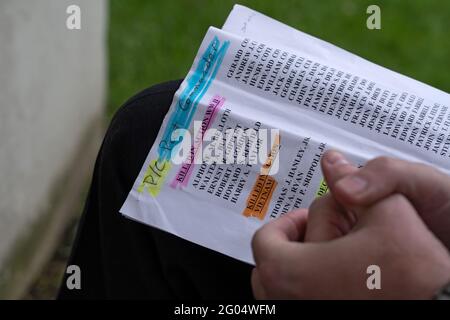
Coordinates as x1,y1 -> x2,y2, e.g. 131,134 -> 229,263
108,0 -> 450,116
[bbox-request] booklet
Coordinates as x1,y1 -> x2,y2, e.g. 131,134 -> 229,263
120,5 -> 450,264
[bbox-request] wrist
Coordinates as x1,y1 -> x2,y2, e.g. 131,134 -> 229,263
426,256 -> 450,300
411,251 -> 450,299
433,281 -> 450,300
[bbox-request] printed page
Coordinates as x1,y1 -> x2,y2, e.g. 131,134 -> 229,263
215,26 -> 450,171
120,8 -> 450,264
223,5 -> 450,104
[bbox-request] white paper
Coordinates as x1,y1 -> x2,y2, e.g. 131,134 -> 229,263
120,5 -> 450,264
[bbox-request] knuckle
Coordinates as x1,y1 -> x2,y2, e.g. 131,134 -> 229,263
251,227 -> 266,255
411,161 -> 437,175
371,156 -> 392,167
385,194 -> 413,213
387,193 -> 405,205
309,194 -> 328,213
256,261 -> 279,289
308,197 -> 321,213
369,156 -> 401,172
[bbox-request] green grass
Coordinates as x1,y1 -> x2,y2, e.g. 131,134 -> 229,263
108,0 -> 450,116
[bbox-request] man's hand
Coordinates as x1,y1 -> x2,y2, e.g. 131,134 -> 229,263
252,194 -> 450,299
251,152 -> 450,299
321,151 -> 450,248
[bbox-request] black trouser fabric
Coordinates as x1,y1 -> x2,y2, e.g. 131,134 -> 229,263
58,80 -> 254,299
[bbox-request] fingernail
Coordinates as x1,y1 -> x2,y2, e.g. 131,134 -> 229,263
336,175 -> 367,195
325,150 -> 349,166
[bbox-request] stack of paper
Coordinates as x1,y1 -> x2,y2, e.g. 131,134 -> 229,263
121,5 -> 450,264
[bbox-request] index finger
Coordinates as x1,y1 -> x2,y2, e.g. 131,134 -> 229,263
251,209 -> 308,264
